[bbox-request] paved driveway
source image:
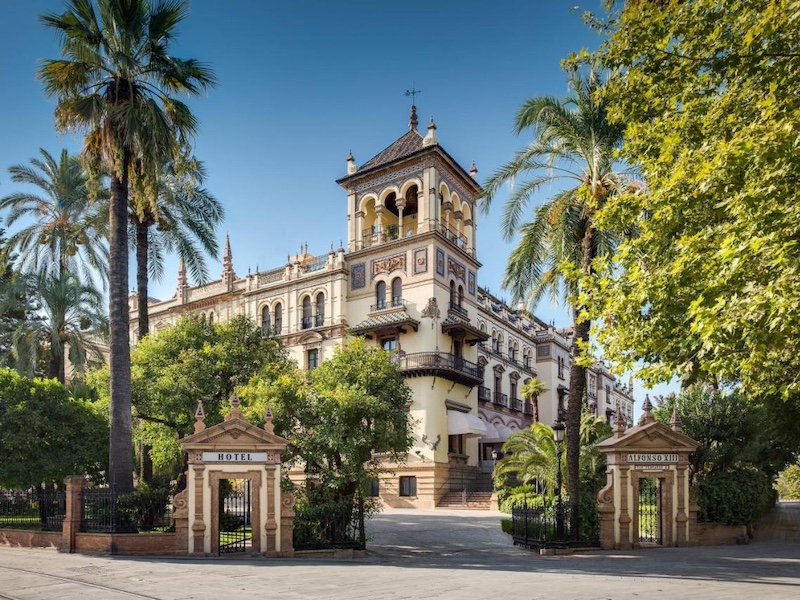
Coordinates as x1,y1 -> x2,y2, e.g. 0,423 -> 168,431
0,504 -> 798,599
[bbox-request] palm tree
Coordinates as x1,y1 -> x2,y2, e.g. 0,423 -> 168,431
520,377 -> 548,422
130,157 -> 223,339
2,271 -> 108,384
494,422 -> 561,498
0,148 -> 107,286
39,0 -> 215,493
480,67 -> 630,538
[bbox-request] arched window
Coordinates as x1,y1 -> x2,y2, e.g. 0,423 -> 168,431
391,277 -> 402,306
458,285 -> 464,307
302,296 -> 312,329
449,281 -> 456,308
376,281 -> 386,310
208,312 -> 214,325
315,292 -> 325,327
497,334 -> 504,357
274,303 -> 283,334
261,306 -> 271,336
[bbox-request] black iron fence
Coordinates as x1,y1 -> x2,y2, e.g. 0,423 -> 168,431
0,489 -> 66,531
511,504 -> 600,550
81,488 -> 172,533
293,499 -> 365,551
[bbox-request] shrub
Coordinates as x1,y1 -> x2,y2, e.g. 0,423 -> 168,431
499,485 -> 546,513
501,518 -> 513,535
696,466 -> 776,525
776,464 -> 800,501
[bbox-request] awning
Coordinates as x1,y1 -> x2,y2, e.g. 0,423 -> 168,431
481,420 -> 500,440
447,410 -> 487,437
482,423 -> 514,444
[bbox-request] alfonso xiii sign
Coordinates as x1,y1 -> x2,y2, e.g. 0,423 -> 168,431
627,453 -> 679,463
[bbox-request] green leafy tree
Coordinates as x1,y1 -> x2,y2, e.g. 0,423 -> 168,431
107,315 -> 289,483
130,156 -> 223,339
2,271 -> 107,384
40,0 -> 216,493
583,1 -> 800,400
776,464 -> 800,501
256,337 -> 414,508
0,368 -> 108,488
653,387 -> 796,483
480,66 -> 631,537
0,148 -> 107,287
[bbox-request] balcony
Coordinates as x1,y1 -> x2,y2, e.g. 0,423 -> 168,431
493,392 -> 508,407
370,297 -> 405,313
397,352 -> 484,388
301,314 -> 324,330
436,223 -> 468,252
478,385 -> 492,402
448,302 -> 469,318
511,398 -> 523,412
523,402 -> 533,416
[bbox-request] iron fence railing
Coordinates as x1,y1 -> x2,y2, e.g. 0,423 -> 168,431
493,392 -> 508,407
512,398 -> 524,412
396,351 -> 483,380
293,499 -> 365,551
478,385 -> 492,402
0,489 -> 65,531
370,297 -> 405,312
511,504 -> 600,550
81,488 -> 173,533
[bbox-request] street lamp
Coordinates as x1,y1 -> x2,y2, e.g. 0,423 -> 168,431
552,420 -> 566,544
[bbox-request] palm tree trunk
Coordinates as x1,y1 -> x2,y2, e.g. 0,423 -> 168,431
136,221 -> 150,338
566,223 -> 595,540
533,397 -> 539,422
108,155 -> 134,495
48,352 -> 62,383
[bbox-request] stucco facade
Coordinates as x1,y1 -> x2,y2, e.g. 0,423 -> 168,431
131,106 -> 634,508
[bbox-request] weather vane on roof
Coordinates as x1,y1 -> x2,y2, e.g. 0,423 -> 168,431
405,83 -> 422,105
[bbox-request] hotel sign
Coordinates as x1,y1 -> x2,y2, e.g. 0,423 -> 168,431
202,452 -> 268,462
627,453 -> 679,464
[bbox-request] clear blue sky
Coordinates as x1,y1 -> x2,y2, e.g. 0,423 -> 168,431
0,0 -> 674,403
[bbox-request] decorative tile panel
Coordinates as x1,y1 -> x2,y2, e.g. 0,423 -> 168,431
351,262 -> 366,289
468,270 -> 476,295
371,253 -> 406,279
436,248 -> 445,276
413,247 -> 428,275
448,256 -> 466,282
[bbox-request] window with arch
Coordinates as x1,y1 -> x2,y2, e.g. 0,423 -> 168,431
492,331 -> 498,353
274,303 -> 283,334
497,334 -> 504,357
458,285 -> 464,308
261,306 -> 271,337
376,281 -> 386,310
391,277 -> 402,307
523,349 -> 530,369
449,280 -> 456,308
558,356 -> 565,379
302,296 -> 312,329
208,312 -> 214,325
315,292 -> 325,327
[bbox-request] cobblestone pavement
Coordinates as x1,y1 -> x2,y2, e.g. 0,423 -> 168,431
0,504 -> 799,600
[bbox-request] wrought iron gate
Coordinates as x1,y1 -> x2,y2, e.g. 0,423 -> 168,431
638,477 -> 662,544
219,479 -> 251,554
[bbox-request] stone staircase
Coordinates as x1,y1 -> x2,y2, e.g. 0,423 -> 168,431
436,473 -> 496,510
437,490 -> 494,510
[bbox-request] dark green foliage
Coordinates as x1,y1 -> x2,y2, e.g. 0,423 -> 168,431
0,368 -> 108,488
501,518 -> 513,535
695,467 -> 776,526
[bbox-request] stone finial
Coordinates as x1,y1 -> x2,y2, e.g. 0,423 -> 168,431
225,392 -> 243,421
409,103 -> 419,131
670,408 -> 683,433
194,400 -> 206,433
264,404 -> 274,434
469,161 -> 478,179
346,150 -> 357,175
613,408 -> 626,438
422,116 -> 438,147
222,234 -> 236,284
638,394 -> 655,426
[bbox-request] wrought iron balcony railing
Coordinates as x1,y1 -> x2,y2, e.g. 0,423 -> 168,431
396,351 -> 484,387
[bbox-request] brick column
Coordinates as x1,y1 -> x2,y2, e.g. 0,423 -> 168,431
172,489 -> 189,555
279,490 -> 295,558
61,476 -> 84,553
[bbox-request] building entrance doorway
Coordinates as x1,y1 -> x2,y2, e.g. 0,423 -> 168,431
637,477 -> 662,545
219,479 -> 252,554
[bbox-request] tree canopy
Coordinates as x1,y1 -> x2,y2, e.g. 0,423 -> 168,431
582,0 -> 800,400
0,369 -> 108,488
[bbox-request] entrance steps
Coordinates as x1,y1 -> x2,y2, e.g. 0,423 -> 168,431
437,491 -> 494,510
